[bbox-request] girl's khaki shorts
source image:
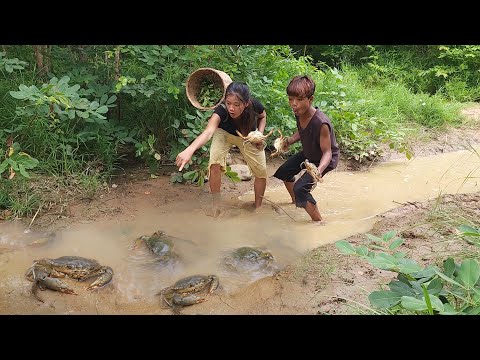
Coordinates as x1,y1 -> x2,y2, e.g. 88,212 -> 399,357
208,128 -> 267,178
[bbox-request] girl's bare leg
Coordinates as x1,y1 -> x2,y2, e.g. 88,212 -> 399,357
208,164 -> 222,217
254,177 -> 266,209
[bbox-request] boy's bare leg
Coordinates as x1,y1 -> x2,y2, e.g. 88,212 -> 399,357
284,181 -> 295,204
305,201 -> 322,222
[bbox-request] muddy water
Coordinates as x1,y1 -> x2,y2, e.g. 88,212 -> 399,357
1,148 -> 479,314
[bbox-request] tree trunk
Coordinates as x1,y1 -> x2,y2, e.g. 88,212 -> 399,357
114,46 -> 121,120
33,45 -> 49,76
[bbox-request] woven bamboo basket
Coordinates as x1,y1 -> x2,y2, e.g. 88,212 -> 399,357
186,68 -> 233,110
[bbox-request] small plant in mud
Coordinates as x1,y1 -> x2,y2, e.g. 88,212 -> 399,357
171,164 -> 240,186
170,110 -> 239,186
135,134 -> 162,173
336,230 -> 480,315
0,136 -> 39,180
458,224 -> 480,247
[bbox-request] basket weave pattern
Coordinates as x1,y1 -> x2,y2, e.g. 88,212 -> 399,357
186,68 -> 233,110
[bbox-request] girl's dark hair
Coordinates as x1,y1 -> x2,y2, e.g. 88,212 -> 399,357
224,82 -> 257,136
286,75 -> 316,98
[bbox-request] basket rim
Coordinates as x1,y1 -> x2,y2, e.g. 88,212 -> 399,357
186,68 -> 233,110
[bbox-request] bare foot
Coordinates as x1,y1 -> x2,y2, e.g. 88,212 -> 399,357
240,202 -> 257,213
312,220 -> 326,226
205,207 -> 221,218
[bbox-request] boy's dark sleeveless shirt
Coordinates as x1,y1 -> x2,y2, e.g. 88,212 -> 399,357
297,108 -> 339,169
213,98 -> 265,136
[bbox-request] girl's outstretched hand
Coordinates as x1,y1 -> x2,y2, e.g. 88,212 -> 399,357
176,150 -> 192,171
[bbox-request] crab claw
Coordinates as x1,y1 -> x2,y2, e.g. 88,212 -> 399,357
173,293 -> 207,306
87,267 -> 113,290
130,237 -> 144,250
40,277 -> 77,295
207,275 -> 219,294
31,282 -> 45,303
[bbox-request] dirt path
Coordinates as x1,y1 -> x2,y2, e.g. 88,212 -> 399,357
6,104 -> 480,315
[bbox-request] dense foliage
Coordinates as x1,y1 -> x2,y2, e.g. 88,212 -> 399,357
0,45 -> 473,217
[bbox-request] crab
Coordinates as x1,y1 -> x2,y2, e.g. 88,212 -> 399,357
25,256 -> 113,303
132,230 -> 181,264
236,129 -> 274,151
157,274 -> 219,314
270,129 -> 290,157
223,246 -> 275,273
301,159 -> 324,191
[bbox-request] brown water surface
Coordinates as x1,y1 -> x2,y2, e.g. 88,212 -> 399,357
0,148 -> 479,314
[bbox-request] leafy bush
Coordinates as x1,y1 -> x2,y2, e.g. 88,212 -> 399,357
336,230 -> 480,315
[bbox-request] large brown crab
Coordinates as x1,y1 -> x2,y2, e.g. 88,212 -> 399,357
222,246 -> 275,273
132,230 -> 181,264
270,129 -> 290,157
25,256 -> 113,302
301,159 -> 324,191
236,129 -> 274,151
157,274 -> 219,314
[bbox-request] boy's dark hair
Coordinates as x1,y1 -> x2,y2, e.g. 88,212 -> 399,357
224,82 -> 257,136
286,75 -> 316,98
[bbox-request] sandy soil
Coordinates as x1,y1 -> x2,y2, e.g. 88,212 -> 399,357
6,105 -> 480,315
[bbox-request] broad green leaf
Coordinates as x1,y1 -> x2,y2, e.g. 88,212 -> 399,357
183,170 -> 196,180
18,163 -> 29,178
367,252 -> 398,270
9,160 -> 19,171
106,95 -> 117,105
335,240 -> 356,255
382,230 -> 397,242
366,233 -> 382,243
393,251 -> 407,259
412,266 -> 437,280
355,245 -> 369,257
97,105 -> 109,114
397,273 -> 412,285
467,306 -> 480,315
401,296 -> 428,311
388,280 -> 416,297
409,279 -> 429,295
369,290 -> 401,309
389,238 -> 404,250
9,90 -> 27,99
434,268 -> 465,289
76,110 -> 89,118
89,101 -> 100,110
426,277 -> 443,295
457,259 -> 480,289
443,258 -> 455,278
100,94 -> 108,105
458,225 -> 480,236
0,159 -> 9,174
440,303 -> 458,315
401,295 -> 443,313
428,295 -> 444,313
397,258 -> 422,274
